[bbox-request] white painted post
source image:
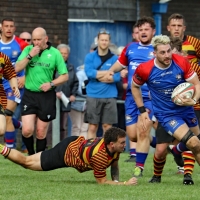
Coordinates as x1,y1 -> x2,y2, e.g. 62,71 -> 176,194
52,98 -> 60,147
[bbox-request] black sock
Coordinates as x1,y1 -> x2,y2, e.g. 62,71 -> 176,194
36,138 -> 47,153
22,135 -> 35,155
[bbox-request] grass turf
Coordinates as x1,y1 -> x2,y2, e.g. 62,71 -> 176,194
0,152 -> 199,200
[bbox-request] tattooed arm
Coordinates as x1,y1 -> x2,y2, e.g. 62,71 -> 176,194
111,160 -> 119,181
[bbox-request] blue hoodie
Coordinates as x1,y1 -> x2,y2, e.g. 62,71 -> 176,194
84,50 -> 120,98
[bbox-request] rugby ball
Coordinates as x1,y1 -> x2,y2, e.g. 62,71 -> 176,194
171,82 -> 195,104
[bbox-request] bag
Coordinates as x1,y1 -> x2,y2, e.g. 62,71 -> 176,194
71,100 -> 86,112
82,52 -> 114,95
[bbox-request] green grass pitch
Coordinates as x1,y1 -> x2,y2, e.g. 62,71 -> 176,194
0,152 -> 200,200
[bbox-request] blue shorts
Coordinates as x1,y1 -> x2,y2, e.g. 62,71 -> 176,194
125,96 -> 155,126
5,87 -> 24,104
156,108 -> 198,135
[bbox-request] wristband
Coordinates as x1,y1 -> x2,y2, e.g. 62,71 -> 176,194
26,54 -> 32,60
123,181 -> 126,185
138,106 -> 146,114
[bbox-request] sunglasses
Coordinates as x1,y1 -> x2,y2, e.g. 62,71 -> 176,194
22,38 -> 31,42
98,30 -> 110,35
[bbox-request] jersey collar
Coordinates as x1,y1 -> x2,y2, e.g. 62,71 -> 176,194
38,42 -> 51,56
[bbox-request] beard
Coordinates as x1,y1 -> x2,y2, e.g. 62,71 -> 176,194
157,58 -> 171,68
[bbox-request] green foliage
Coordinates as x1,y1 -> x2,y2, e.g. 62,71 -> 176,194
0,153 -> 199,200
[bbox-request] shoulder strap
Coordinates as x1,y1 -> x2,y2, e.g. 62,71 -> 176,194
97,52 -> 114,70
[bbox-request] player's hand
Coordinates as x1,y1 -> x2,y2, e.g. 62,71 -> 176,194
12,87 -> 20,98
40,82 -> 52,92
29,46 -> 40,57
126,177 -> 138,185
137,112 -> 151,131
176,94 -> 196,106
120,69 -> 128,78
17,76 -> 25,89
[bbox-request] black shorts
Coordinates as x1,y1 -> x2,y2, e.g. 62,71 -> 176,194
156,123 -> 175,144
41,136 -> 79,171
21,88 -> 56,122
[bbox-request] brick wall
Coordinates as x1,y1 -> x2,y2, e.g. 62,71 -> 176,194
0,0 -> 69,46
68,0 -> 137,21
139,0 -> 200,39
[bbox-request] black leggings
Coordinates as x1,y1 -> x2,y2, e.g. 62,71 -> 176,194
41,136 -> 78,171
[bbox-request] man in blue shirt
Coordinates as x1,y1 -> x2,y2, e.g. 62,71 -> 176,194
84,29 -> 120,139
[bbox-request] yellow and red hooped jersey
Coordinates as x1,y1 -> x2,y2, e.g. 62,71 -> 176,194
182,35 -> 200,110
0,52 -> 17,109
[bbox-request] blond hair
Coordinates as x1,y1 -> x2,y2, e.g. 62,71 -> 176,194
151,35 -> 170,50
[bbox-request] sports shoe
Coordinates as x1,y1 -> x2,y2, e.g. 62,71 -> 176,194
149,175 -> 161,183
167,146 -> 184,167
133,167 -> 143,177
124,155 -> 136,162
183,173 -> 194,185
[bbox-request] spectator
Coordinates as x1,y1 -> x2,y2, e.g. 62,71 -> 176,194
47,44 -> 78,145
19,32 -> 32,45
69,65 -> 88,138
15,27 -> 68,155
84,28 -> 120,139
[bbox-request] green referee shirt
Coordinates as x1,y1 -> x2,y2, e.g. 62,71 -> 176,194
17,43 -> 68,92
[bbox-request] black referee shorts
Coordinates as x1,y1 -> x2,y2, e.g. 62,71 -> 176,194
21,88 -> 56,122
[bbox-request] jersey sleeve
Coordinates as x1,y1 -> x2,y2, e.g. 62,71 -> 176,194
183,58 -> 196,80
132,63 -> 148,86
90,153 -> 108,179
1,53 -> 17,80
15,36 -> 29,51
173,54 -> 195,80
118,45 -> 128,67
